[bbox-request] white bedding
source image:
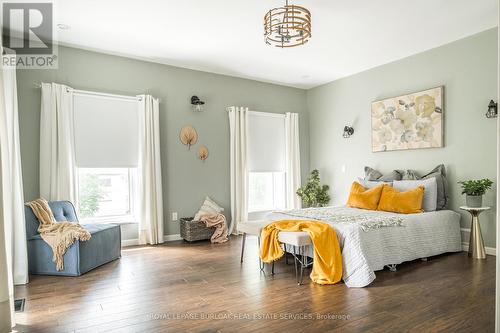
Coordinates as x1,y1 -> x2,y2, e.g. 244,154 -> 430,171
265,206 -> 462,288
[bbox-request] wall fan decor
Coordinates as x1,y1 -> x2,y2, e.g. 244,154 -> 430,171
371,86 -> 443,152
197,145 -> 209,161
179,125 -> 198,150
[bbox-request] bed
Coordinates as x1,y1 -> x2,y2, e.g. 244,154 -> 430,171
265,206 -> 462,288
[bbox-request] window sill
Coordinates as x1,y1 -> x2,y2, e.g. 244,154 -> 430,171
248,209 -> 280,213
81,220 -> 138,226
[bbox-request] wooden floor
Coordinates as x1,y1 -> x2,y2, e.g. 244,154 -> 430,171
14,236 -> 495,333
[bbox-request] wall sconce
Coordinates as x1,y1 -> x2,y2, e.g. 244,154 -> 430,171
191,95 -> 205,112
343,125 -> 354,138
486,100 -> 497,118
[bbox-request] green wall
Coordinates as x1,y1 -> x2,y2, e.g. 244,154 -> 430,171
17,46 -> 309,236
17,28 -> 499,247
307,28 -> 498,247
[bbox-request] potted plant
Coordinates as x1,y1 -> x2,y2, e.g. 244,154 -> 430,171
458,179 -> 493,208
296,169 -> 330,208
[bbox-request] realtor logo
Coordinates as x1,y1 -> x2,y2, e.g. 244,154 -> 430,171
2,1 -> 58,68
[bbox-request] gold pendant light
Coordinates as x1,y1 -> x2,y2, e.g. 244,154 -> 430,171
264,0 -> 311,48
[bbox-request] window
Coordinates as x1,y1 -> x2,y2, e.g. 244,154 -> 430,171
72,94 -> 140,224
248,172 -> 286,212
73,94 -> 139,168
77,168 -> 137,223
247,112 -> 287,212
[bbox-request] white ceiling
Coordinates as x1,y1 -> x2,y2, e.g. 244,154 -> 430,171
49,0 -> 499,88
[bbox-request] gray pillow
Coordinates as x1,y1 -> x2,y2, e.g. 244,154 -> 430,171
393,178 -> 438,212
357,178 -> 392,189
399,169 -> 420,180
397,165 -> 448,209
380,171 -> 403,181
364,167 -> 402,181
421,164 -> 448,210
364,165 -> 448,210
364,166 -> 383,180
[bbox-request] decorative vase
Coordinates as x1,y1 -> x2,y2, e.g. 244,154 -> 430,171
466,195 -> 483,208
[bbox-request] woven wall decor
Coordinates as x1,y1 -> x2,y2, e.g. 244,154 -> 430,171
197,145 -> 209,161
179,125 -> 198,150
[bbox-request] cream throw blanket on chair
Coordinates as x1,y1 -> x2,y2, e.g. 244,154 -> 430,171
26,199 -> 91,271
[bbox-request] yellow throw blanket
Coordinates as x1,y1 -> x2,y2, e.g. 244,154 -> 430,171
259,220 -> 342,285
26,199 -> 91,271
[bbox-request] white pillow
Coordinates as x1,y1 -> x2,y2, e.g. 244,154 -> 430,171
357,178 -> 392,189
194,196 -> 224,220
393,178 -> 437,212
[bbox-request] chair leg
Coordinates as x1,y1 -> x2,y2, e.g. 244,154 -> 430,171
298,246 -> 305,285
258,236 -> 264,271
240,233 -> 246,263
284,244 -> 288,265
294,246 -> 298,282
271,261 -> 275,275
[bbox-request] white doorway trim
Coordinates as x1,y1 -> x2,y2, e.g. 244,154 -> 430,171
496,1 -> 500,330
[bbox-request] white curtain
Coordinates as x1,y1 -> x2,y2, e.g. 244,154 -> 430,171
40,83 -> 77,203
137,95 -> 164,245
228,106 -> 249,234
0,162 -> 13,333
285,112 -> 302,209
0,55 -> 16,332
1,59 -> 28,285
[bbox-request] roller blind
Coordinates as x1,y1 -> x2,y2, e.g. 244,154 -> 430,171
73,94 -> 139,168
247,112 -> 285,172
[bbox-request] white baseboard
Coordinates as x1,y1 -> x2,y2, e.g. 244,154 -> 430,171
462,242 -> 497,256
460,228 -> 496,255
122,234 -> 182,247
164,234 -> 182,241
121,239 -> 139,247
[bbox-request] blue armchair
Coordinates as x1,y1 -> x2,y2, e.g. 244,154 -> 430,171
25,201 -> 121,276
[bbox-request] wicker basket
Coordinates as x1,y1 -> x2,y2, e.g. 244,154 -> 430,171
180,217 -> 216,242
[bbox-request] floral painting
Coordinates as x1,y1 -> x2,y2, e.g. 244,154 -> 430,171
371,87 -> 443,152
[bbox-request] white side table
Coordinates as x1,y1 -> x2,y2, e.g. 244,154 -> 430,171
460,206 -> 491,259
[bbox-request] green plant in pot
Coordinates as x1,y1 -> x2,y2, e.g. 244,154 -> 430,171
296,169 -> 330,208
458,179 -> 493,208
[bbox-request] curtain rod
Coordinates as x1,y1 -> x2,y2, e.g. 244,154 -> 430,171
226,108 -> 286,118
70,88 -> 141,102
248,110 -> 285,118
33,82 -> 161,103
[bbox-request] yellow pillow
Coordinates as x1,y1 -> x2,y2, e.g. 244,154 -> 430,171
377,185 -> 425,214
346,182 -> 385,210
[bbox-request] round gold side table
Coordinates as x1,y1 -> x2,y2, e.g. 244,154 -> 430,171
460,206 -> 491,259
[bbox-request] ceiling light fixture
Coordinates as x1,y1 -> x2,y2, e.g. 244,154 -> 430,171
264,0 -> 311,48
